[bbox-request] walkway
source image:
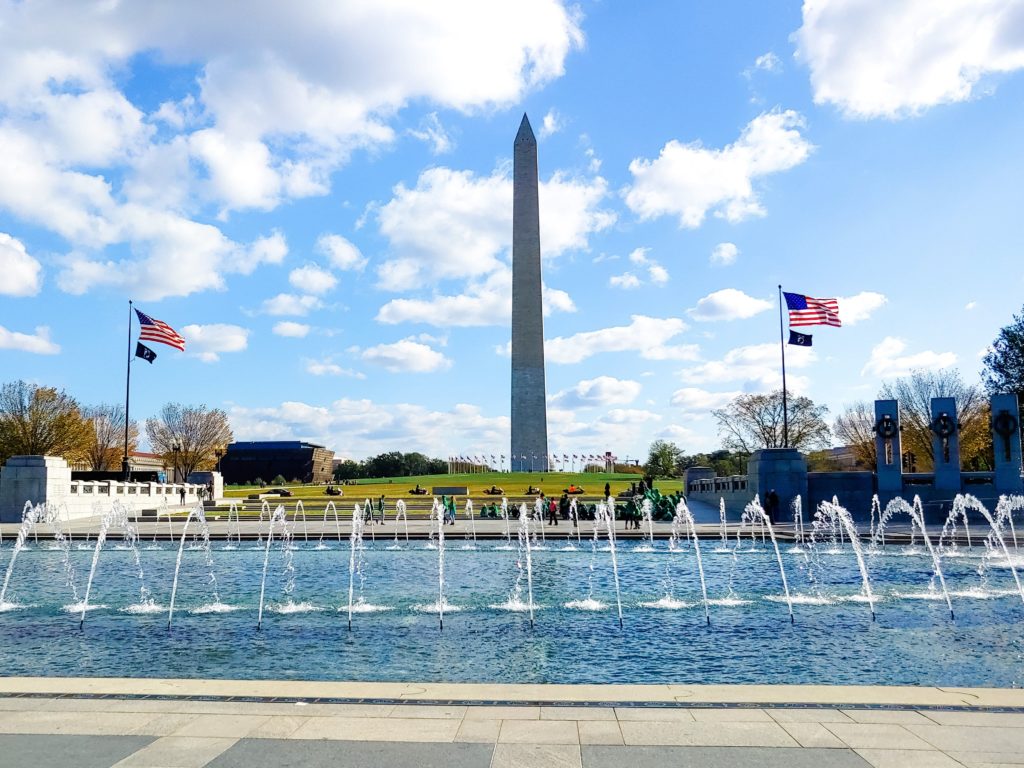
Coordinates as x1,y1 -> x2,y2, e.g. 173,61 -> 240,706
1,678 -> 1022,766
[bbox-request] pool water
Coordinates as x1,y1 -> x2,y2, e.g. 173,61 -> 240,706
0,539 -> 1021,687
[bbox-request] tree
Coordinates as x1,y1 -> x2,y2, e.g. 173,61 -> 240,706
333,459 -> 364,481
982,305 -> 1024,397
712,390 -> 830,453
0,380 -> 92,465
83,403 -> 138,470
678,449 -> 749,477
644,440 -> 682,478
833,401 -> 876,468
878,368 -> 991,471
145,403 -> 233,480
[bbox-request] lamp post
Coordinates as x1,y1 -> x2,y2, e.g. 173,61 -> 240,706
171,442 -> 182,483
214,448 -> 224,474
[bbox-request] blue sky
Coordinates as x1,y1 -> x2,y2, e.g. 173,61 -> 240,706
1,1 -> 1022,462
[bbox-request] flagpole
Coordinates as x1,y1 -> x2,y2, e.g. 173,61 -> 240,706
123,299 -> 134,480
778,285 -> 789,449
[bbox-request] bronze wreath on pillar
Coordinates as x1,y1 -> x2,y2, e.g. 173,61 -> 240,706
874,414 -> 898,439
993,409 -> 1019,439
929,412 -> 957,438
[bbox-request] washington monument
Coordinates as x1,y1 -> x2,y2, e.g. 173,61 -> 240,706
511,114 -> 549,472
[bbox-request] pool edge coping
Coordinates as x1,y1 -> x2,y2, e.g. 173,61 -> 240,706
0,677 -> 1020,710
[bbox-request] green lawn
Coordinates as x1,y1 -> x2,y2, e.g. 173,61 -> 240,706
224,471 -> 681,502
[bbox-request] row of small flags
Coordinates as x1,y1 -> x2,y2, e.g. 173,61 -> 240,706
450,455 -> 617,463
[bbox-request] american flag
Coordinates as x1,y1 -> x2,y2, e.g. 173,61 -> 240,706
783,292 -> 841,328
135,309 -> 186,351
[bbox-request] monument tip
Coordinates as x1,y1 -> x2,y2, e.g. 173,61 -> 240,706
515,113 -> 535,145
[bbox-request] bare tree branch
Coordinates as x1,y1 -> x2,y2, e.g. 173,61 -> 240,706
83,403 -> 138,470
878,368 -> 992,471
712,390 -> 830,453
145,403 -> 233,480
833,400 -> 876,467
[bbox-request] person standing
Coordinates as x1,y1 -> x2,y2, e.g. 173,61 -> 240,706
548,496 -> 558,526
377,494 -> 386,524
766,489 -> 780,523
604,482 -> 611,499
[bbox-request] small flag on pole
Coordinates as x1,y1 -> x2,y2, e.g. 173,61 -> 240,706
783,292 -> 841,327
135,309 -> 186,350
135,342 -> 157,363
788,330 -> 813,347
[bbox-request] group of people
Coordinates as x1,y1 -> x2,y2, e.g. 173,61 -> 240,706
439,495 -> 458,524
535,492 -> 578,526
361,495 -> 387,524
177,482 -> 215,506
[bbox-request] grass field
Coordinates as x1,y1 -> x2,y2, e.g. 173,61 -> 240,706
224,471 -> 682,502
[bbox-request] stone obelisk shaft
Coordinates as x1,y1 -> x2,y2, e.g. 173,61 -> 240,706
511,114 -> 548,472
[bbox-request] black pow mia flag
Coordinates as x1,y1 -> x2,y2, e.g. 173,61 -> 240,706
788,330 -> 813,347
135,342 -> 157,364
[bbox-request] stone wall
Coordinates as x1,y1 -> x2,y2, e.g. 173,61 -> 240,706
0,455 -> 206,522
683,467 -> 750,517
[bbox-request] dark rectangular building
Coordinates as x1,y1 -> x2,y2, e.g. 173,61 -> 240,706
221,441 -> 335,485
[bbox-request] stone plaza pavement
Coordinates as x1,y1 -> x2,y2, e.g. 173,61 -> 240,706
1,678 -> 1023,767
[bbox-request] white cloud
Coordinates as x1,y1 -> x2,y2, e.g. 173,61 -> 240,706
188,128 -> 281,212
360,338 -> 451,373
679,342 -> 815,392
0,325 -> 59,354
623,110 -> 813,227
546,315 -> 699,364
375,166 -> 615,289
261,293 -> 323,316
688,288 -> 772,322
408,112 -> 453,154
316,234 -> 367,272
795,0 -> 1024,119
0,2 -> 582,298
376,268 -> 574,327
754,52 -> 782,73
837,291 -> 887,325
965,301 -> 977,311
0,233 -> 42,296
711,242 -> 739,266
273,321 -> 311,338
655,423 -> 713,451
609,247 -> 669,288
304,359 -> 364,378
628,247 -> 650,265
55,223 -> 288,301
288,264 -> 337,295
600,408 -> 661,425
609,273 -> 641,289
545,406 -> 690,454
669,387 -> 742,413
549,376 -> 642,409
647,264 -> 669,284
539,108 -> 564,138
230,397 -> 508,459
861,337 -> 957,379
180,323 -> 250,363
